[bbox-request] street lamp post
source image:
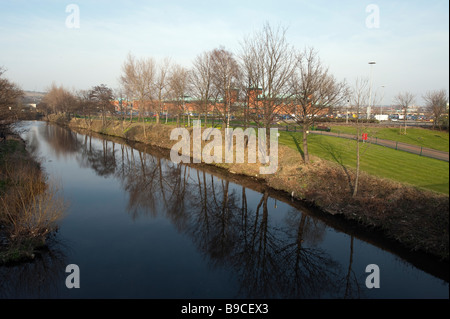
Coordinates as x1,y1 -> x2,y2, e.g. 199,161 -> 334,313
368,61 -> 376,120
346,98 -> 350,124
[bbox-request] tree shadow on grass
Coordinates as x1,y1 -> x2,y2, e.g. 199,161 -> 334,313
288,132 -> 356,194
288,132 -> 304,162
317,141 -> 354,194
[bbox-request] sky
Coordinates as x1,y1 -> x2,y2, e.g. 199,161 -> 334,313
0,0 -> 448,106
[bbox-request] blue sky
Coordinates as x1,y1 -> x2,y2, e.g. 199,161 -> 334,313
0,0 -> 448,105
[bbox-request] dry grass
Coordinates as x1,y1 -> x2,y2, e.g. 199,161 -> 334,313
0,133 -> 67,264
285,159 -> 449,259
1,163 -> 65,240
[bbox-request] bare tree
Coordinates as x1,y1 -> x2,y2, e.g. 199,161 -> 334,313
154,57 -> 172,124
118,75 -> 135,123
88,84 -> 114,127
43,83 -> 60,114
0,67 -> 23,125
168,63 -> 189,127
211,47 -> 241,129
349,78 -> 370,197
113,87 -> 134,131
120,53 -> 156,137
394,91 -> 415,135
286,47 -> 349,163
423,89 -> 448,130
75,89 -> 95,128
42,83 -> 77,118
189,50 -> 216,127
240,22 -> 297,146
348,77 -> 382,197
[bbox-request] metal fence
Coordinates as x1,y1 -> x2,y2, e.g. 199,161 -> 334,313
125,117 -> 448,162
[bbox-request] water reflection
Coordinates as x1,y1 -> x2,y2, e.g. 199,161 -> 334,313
0,238 -> 68,298
6,122 -> 447,299
31,123 -> 367,298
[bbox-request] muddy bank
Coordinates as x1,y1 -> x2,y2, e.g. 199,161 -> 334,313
48,115 -> 449,261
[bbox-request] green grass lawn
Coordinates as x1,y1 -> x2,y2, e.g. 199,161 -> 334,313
329,126 -> 449,152
279,131 -> 449,195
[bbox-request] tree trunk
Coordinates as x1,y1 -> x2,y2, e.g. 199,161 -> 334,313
402,107 -> 407,135
226,102 -> 230,129
353,125 -> 360,197
142,116 -> 146,138
302,125 -> 309,163
266,123 -> 271,154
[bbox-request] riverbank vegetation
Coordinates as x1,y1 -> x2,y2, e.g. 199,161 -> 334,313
48,115 -> 449,261
0,131 -> 66,265
2,67 -> 64,264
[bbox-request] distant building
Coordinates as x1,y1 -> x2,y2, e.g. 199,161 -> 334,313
111,87 -> 328,118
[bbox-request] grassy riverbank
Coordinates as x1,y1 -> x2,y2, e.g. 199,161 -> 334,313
278,131 -> 449,194
50,115 -> 449,260
0,128 -> 65,265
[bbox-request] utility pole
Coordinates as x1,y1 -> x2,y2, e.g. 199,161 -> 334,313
368,61 -> 376,120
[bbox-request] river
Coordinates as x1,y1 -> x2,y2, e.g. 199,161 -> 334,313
0,121 -> 448,299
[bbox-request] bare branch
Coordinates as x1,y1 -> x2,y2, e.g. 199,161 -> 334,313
423,89 -> 448,129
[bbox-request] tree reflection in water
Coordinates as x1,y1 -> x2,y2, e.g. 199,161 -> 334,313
34,123 -> 367,298
0,239 -> 68,298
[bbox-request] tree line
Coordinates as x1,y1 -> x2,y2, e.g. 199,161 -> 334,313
1,23 -> 448,156
0,67 -> 24,127
34,24 -> 352,163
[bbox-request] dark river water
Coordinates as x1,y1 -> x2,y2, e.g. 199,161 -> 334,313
1,121 -> 448,299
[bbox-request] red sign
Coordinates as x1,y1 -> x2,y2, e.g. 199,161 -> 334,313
362,133 -> 368,141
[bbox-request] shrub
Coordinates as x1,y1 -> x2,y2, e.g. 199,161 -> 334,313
0,138 -> 66,264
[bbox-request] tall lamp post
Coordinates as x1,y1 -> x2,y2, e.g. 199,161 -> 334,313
368,61 -> 376,119
380,85 -> 385,115
346,98 -> 350,124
